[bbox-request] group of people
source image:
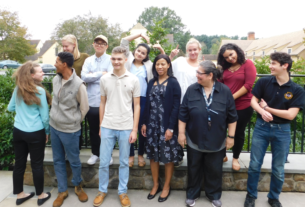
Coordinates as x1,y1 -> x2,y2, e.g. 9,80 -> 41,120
8,31 -> 305,207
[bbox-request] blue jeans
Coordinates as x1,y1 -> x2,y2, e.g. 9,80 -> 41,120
50,126 -> 82,192
99,127 -> 131,195
247,118 -> 290,200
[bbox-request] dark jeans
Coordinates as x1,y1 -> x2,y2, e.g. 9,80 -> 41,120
13,127 -> 46,195
225,106 -> 253,159
187,146 -> 225,200
247,118 -> 290,200
130,96 -> 146,156
87,107 -> 101,156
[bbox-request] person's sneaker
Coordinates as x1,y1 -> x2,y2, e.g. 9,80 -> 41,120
109,157 -> 113,165
93,192 -> 107,207
119,193 -> 131,207
174,160 -> 183,168
244,194 -> 255,207
210,199 -> 222,207
268,198 -> 282,207
185,198 -> 198,206
87,155 -> 99,165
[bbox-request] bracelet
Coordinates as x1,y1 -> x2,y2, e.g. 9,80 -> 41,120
263,105 -> 268,110
228,135 -> 234,139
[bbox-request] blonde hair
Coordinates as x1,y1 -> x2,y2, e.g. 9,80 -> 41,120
62,34 -> 80,60
186,38 -> 202,51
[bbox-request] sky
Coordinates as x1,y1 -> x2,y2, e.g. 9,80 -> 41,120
1,0 -> 305,42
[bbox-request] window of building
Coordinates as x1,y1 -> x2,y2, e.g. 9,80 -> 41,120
288,48 -> 292,54
253,57 -> 255,61
55,47 -> 59,56
274,49 -> 276,53
262,51 -> 265,56
253,51 -> 255,56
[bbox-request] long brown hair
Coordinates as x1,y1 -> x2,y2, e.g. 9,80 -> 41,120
13,61 -> 52,105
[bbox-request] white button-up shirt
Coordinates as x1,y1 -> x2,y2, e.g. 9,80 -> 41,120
81,53 -> 113,107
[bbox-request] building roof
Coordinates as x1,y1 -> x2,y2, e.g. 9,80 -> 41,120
25,40 -> 57,61
220,30 -> 305,57
131,23 -> 147,30
28,40 -> 41,47
201,54 -> 218,61
220,40 -> 254,51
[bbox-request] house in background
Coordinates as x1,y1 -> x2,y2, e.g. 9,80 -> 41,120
220,30 -> 305,62
129,23 -> 174,45
25,40 -> 62,64
28,40 -> 44,54
198,54 -> 217,65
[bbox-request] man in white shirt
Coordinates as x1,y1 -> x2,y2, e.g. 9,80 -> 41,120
81,35 -> 113,165
93,46 -> 140,207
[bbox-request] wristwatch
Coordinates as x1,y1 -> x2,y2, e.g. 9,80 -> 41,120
168,129 -> 174,133
228,135 -> 234,139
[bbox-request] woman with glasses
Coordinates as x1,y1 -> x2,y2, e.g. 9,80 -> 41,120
120,33 -> 166,167
178,61 -> 237,207
217,43 -> 256,171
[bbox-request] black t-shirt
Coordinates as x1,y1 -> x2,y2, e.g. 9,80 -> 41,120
252,76 -> 305,124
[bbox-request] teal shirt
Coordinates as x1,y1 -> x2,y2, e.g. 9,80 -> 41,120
8,87 -> 50,135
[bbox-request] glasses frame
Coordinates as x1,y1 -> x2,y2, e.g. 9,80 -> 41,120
94,42 -> 107,47
196,70 -> 209,76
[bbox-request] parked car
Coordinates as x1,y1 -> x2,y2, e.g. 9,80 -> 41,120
40,64 -> 56,73
0,60 -> 21,69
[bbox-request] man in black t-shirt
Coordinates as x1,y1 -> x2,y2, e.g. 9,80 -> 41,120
244,52 -> 305,207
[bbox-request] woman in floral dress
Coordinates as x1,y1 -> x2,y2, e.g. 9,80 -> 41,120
141,54 -> 184,202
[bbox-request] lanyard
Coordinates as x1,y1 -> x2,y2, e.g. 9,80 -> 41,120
202,82 -> 217,130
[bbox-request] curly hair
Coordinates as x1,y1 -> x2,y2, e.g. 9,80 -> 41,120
217,43 -> 246,70
270,52 -> 293,72
13,61 -> 52,105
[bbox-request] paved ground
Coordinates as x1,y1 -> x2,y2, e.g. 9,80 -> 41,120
1,171 -> 304,207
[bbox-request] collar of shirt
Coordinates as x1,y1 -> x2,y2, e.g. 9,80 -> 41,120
110,69 -> 130,79
95,53 -> 106,62
271,76 -> 291,87
194,81 -> 221,93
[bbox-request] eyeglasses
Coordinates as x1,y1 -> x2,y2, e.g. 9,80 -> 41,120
196,70 -> 209,76
94,42 -> 107,47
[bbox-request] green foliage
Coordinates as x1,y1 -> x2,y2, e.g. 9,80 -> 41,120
0,9 -> 36,62
253,55 -> 271,74
137,7 -> 185,35
51,12 -> 123,55
141,19 -> 174,61
0,69 -> 15,168
137,7 -> 189,53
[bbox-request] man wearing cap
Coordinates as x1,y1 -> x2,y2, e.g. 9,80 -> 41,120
81,35 -> 114,165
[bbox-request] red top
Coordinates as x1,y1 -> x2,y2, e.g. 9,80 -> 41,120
221,59 -> 257,110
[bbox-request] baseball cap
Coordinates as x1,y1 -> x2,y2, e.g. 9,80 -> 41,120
94,35 -> 108,44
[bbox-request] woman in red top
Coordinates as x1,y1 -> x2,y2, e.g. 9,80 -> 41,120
217,43 -> 257,171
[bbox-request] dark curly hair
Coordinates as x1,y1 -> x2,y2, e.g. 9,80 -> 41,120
270,52 -> 293,72
217,43 -> 246,70
152,54 -> 174,80
132,43 -> 150,63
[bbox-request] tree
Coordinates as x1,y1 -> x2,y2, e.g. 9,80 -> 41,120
52,12 -> 122,55
137,7 -> 190,53
0,9 -> 36,62
130,19 -> 174,60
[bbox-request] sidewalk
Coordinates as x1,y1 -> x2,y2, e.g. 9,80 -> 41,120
1,171 -> 304,207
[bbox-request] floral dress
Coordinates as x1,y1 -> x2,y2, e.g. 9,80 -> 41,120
145,79 -> 184,163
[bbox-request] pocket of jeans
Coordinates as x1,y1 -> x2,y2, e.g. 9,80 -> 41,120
279,126 -> 290,133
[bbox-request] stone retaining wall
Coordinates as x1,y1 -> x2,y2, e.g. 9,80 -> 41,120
24,164 -> 305,192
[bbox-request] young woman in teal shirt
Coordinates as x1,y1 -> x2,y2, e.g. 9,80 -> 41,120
8,61 -> 52,206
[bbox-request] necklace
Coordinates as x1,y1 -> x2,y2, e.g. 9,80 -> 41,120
228,65 -> 241,73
